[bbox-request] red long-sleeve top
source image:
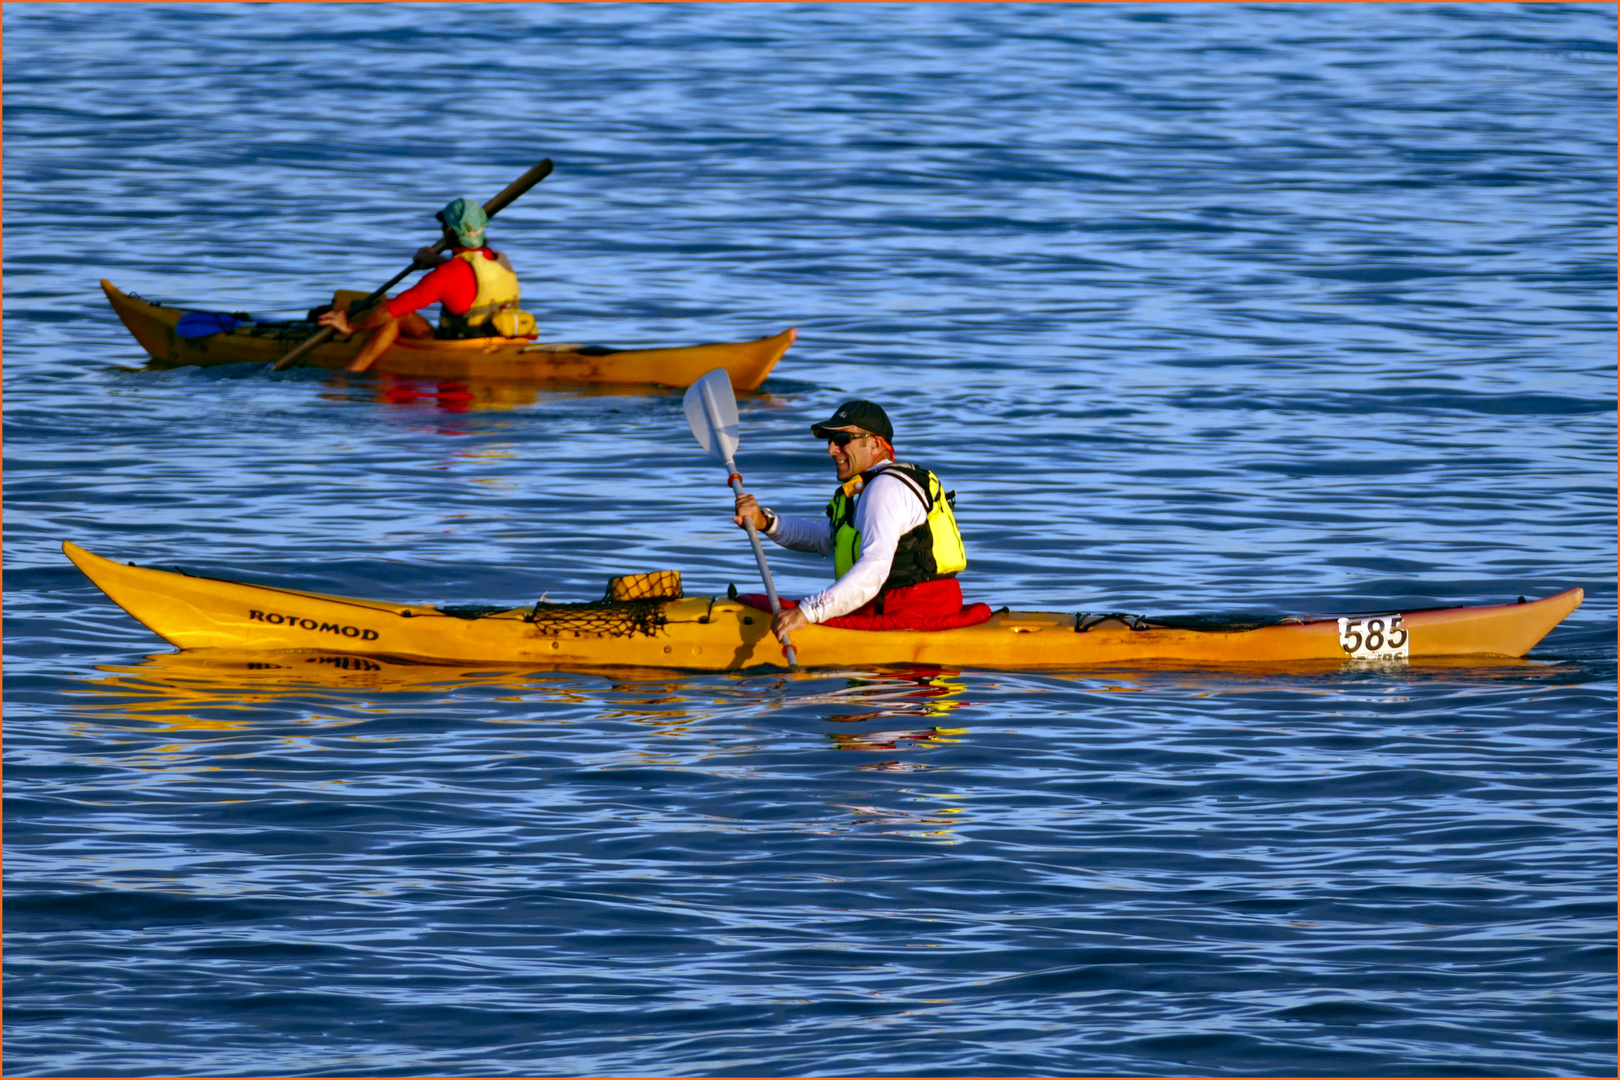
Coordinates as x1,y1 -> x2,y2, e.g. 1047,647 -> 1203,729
385,249 -> 499,319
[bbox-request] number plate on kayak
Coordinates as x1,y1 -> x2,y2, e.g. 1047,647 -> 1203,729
1337,614 -> 1410,661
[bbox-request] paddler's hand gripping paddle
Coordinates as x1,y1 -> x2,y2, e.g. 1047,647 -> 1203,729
272,158 -> 554,371
683,368 -> 798,669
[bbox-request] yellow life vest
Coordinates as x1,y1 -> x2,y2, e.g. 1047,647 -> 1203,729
826,461 -> 967,590
438,250 -> 533,338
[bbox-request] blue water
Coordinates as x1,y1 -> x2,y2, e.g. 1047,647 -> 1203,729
4,4 -> 1615,1076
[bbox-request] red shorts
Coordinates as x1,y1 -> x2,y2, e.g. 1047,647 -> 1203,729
738,578 -> 994,632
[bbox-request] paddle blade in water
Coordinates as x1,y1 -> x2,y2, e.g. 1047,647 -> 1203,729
683,368 -> 740,462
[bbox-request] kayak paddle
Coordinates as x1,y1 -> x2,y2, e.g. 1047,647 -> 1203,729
683,367 -> 798,668
271,157 -> 554,372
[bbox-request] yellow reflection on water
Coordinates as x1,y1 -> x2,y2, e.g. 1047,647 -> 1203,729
73,651 -> 838,732
71,651 -> 993,844
73,650 -> 566,730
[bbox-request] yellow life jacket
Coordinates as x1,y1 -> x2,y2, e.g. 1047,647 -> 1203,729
438,250 -> 533,338
826,461 -> 967,590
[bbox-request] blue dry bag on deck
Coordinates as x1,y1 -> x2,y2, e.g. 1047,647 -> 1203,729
175,311 -> 244,338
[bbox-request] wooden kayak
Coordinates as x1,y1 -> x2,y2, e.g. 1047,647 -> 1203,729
100,280 -> 794,389
64,542 -> 1584,672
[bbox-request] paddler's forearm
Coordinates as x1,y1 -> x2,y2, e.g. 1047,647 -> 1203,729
320,300 -> 396,338
763,512 -> 832,555
351,302 -> 397,331
340,304 -> 404,373
798,550 -> 891,623
736,493 -> 830,553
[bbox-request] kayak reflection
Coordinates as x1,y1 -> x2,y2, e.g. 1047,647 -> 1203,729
367,375 -> 538,413
791,665 -> 969,723
76,650 -> 749,732
313,372 -> 795,414
829,727 -> 965,751
72,651 -> 973,734
75,651 -> 553,730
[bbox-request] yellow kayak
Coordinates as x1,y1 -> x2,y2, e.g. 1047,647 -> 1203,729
64,542 -> 1584,672
100,280 -> 794,389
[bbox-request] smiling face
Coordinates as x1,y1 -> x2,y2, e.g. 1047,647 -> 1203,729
825,426 -> 890,481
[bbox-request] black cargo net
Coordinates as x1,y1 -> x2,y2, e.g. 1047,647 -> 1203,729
529,573 -> 680,638
523,597 -> 668,639
432,574 -> 682,639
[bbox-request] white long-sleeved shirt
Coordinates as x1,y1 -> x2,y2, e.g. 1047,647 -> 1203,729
762,462 -> 929,624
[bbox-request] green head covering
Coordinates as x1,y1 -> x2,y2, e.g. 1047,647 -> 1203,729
436,197 -> 488,249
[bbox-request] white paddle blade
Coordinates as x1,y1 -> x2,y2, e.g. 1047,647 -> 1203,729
682,368 -> 741,463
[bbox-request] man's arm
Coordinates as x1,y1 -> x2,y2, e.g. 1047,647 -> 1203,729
734,493 -> 832,555
317,300 -> 393,338
317,298 -> 406,374
318,263 -> 461,373
316,256 -> 462,339
796,472 -> 925,624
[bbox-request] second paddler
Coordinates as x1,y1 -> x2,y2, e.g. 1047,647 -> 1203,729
317,197 -> 538,372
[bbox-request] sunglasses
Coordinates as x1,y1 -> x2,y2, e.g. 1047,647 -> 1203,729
824,430 -> 875,447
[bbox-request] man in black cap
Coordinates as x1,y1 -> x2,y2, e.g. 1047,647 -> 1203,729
733,400 -> 971,640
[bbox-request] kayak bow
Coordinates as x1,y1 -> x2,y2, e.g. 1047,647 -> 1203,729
64,542 -> 1583,672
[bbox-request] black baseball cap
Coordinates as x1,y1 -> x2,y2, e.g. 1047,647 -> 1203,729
811,400 -> 893,442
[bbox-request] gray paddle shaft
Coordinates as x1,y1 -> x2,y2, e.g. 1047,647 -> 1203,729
683,369 -> 798,667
